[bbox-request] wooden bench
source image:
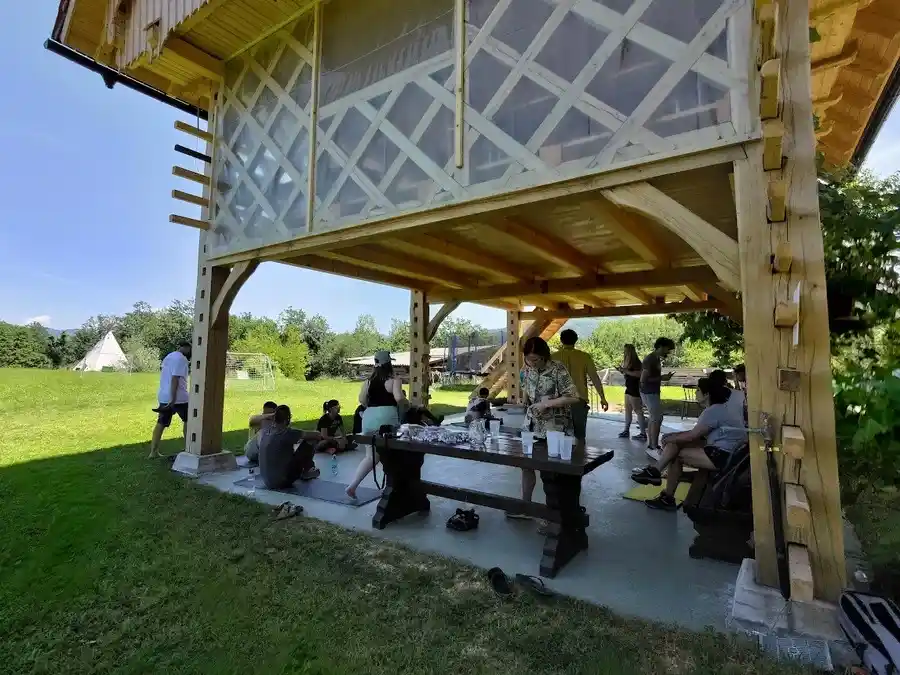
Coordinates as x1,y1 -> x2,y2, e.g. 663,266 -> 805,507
351,431 -> 614,578
682,445 -> 753,564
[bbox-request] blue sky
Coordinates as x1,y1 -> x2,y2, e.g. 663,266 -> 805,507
1,3 -> 898,333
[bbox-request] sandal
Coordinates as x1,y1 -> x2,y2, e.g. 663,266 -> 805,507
487,567 -> 513,596
274,503 -> 303,520
515,574 -> 555,597
447,508 -> 479,531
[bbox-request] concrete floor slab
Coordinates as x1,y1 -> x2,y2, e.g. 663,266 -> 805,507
199,414 -> 740,631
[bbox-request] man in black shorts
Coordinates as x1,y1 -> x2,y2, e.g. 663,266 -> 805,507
149,340 -> 192,458
258,405 -> 320,489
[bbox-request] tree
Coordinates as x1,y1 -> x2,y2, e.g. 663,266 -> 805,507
0,322 -> 51,368
386,319 -> 410,353
673,169 -> 900,361
122,336 -> 161,373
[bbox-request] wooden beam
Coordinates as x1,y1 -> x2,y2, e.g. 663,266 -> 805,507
811,40 -> 859,73
774,301 -> 799,328
785,483 -> 811,545
762,119 -> 784,170
398,234 -> 531,282
409,291 -> 430,406
162,38 -> 224,82
487,218 -> 600,274
810,0 -> 876,19
767,177 -> 786,222
788,544 -> 815,601
172,189 -> 208,207
283,255 -> 431,291
760,59 -> 781,119
211,261 -> 258,329
175,144 -> 211,163
602,182 -> 742,292
703,285 -> 744,324
584,199 -> 670,266
782,425 -> 806,458
210,143 -> 750,267
431,266 -> 719,303
822,111 -> 865,136
518,299 -> 722,320
174,120 -> 213,143
852,10 -> 900,41
427,301 -> 460,342
169,214 -> 209,230
772,240 -> 793,272
812,89 -> 843,111
325,249 -> 476,289
681,285 -> 707,302
505,310 -> 522,404
173,166 -> 211,186
758,3 -> 777,65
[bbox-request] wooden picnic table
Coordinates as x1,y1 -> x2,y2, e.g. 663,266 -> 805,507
350,431 -> 614,578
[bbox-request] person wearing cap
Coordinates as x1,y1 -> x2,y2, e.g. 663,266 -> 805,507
149,339 -> 192,458
346,350 -> 404,498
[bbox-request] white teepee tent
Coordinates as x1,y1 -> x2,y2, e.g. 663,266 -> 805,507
73,331 -> 128,372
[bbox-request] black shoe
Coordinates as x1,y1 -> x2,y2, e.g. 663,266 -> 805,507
631,465 -> 662,486
447,508 -> 479,531
645,493 -> 678,511
618,430 -> 630,438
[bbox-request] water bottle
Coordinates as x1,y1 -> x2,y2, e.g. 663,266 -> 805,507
247,467 -> 256,497
331,453 -> 339,476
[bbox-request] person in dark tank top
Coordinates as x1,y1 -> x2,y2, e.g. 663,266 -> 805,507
617,343 -> 646,441
345,351 -> 403,499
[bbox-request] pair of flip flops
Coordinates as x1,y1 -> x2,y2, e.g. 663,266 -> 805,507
486,567 -> 555,597
447,508 -> 479,531
272,502 -> 303,520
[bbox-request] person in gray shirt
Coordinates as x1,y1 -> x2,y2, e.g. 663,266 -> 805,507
630,385 -> 748,511
258,405 -> 320,489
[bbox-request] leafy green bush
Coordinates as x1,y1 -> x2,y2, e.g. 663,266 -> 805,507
834,358 -> 900,502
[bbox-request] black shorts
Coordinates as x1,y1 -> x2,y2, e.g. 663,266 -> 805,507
157,403 -> 188,427
704,446 -> 731,471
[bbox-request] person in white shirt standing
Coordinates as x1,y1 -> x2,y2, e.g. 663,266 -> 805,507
149,340 -> 192,458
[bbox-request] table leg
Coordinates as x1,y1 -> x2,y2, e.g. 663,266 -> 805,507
372,446 -> 430,530
539,472 -> 588,578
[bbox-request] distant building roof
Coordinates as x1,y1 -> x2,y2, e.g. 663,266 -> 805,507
345,344 -> 498,367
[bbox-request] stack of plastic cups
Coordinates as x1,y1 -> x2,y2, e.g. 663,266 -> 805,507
521,431 -> 534,456
546,430 -> 563,458
560,435 -> 574,461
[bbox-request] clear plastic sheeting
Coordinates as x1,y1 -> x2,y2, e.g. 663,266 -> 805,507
206,0 -> 746,254
313,0 -> 456,230
209,14 -> 316,257
463,0 -> 739,189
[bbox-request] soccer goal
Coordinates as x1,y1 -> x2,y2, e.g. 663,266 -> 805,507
225,352 -> 276,392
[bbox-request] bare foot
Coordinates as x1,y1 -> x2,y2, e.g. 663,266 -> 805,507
147,449 -> 160,459
345,486 -> 357,500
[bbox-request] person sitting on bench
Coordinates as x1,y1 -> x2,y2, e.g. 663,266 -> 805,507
630,384 -> 747,511
465,387 -> 490,423
244,400 -> 277,464
315,399 -> 356,454
708,369 -> 747,423
258,404 -> 320,489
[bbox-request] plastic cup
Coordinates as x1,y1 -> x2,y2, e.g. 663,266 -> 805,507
489,420 -> 501,437
520,431 -> 534,455
546,430 -> 563,458
560,435 -> 574,461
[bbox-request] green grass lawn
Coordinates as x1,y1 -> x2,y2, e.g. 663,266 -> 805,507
0,368 -> 802,674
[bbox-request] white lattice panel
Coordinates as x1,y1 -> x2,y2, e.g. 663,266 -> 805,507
209,0 -> 746,259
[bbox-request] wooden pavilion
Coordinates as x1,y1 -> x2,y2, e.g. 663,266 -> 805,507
48,0 -> 900,606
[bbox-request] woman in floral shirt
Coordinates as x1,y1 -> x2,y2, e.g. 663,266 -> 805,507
508,336 -> 580,521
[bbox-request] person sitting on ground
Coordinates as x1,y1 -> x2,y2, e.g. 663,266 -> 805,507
258,405 -> 320,489
465,387 -> 491,423
315,399 -> 356,454
352,404 -> 366,434
641,337 -> 676,461
618,343 -> 646,440
346,351 -> 404,499
553,329 -> 609,442
630,384 -> 748,511
244,400 -> 277,464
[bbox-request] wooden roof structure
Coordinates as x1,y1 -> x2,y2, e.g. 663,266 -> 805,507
51,0 -> 900,169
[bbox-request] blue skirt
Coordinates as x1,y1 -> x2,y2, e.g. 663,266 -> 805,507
361,405 -> 400,434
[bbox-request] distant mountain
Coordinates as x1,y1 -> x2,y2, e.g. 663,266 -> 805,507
41,327 -> 77,338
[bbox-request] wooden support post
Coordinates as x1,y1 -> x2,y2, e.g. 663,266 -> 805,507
785,483 -> 811,545
505,311 -> 521,404
409,291 -> 430,407
733,0 -> 845,601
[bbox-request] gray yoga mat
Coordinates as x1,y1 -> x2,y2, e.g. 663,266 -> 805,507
233,477 -> 381,507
